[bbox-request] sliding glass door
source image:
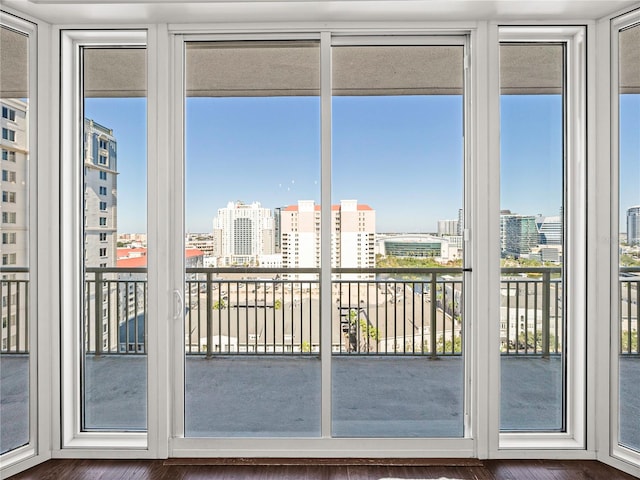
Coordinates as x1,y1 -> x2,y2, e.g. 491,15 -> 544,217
174,34 -> 469,446
182,40 -> 322,437
331,41 -> 466,437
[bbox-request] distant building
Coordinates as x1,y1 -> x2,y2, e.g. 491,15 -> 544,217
536,215 -> 562,245
186,235 -> 216,256
457,208 -> 464,236
213,201 -> 275,266
376,234 -> 461,262
501,213 -> 538,258
628,206 -> 640,246
437,219 -> 458,236
116,248 -> 204,352
280,200 -> 375,276
84,119 -> 118,269
273,207 -> 282,253
1,99 -> 28,351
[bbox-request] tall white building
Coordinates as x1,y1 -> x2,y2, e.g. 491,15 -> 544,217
84,119 -> 117,269
438,219 -> 459,236
280,200 -> 375,275
213,201 -> 274,266
1,99 -> 28,352
83,119 -> 118,352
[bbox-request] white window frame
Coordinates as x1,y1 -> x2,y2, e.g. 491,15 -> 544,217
0,9 -> 44,477
168,27 -> 478,459
493,25 -> 589,454
58,28 -> 154,454
607,7 -> 640,472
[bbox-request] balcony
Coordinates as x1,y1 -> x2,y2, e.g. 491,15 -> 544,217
1,267 -> 638,449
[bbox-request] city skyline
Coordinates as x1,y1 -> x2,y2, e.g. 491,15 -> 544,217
84,93 -> 639,235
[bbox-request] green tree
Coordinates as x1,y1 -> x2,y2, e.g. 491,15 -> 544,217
620,254 -> 640,267
301,341 -> 311,352
437,335 -> 462,354
212,299 -> 226,310
621,330 -> 638,353
274,299 -> 282,310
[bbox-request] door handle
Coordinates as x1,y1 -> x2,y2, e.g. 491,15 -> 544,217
173,289 -> 183,320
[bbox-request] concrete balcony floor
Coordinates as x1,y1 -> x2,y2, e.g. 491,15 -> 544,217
2,354 -> 639,453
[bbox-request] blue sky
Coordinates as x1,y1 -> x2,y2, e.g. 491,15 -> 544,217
86,93 -> 639,235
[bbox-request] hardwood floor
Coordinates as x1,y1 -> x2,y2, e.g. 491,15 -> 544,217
7,458 -> 639,480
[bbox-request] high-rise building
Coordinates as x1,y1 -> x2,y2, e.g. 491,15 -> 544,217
628,206 -> 640,246
500,213 -> 538,258
438,219 -> 458,236
212,201 -> 274,266
83,119 -> 119,351
535,215 -> 563,245
274,206 -> 282,253
84,118 -> 117,269
1,99 -> 28,352
280,200 -> 375,275
457,208 -> 464,236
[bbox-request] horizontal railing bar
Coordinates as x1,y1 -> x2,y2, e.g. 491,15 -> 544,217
86,267 -> 147,274
0,267 -> 29,274
620,267 -> 640,273
501,267 -> 562,274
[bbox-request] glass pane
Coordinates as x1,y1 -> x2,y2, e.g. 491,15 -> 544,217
184,41 -> 321,437
331,44 -> 465,437
82,47 -> 147,431
0,25 -> 30,454
618,22 -> 640,452
499,44 -> 565,431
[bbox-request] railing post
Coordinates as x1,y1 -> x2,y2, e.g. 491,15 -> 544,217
542,270 -> 551,359
94,270 -> 103,356
206,272 -> 213,358
430,273 -> 437,359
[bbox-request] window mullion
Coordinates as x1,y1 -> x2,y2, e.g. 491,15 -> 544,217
319,30 -> 333,438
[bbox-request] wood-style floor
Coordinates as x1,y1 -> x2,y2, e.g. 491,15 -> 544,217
7,458 -> 639,480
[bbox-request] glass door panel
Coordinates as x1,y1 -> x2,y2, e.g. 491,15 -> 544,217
618,21 -> 640,452
331,43 -> 466,437
81,47 -> 148,431
0,24 -> 31,454
184,40 -> 321,437
499,43 -> 565,431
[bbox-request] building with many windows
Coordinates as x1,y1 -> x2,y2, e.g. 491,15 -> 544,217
212,201 -> 274,266
84,119 -> 117,268
280,200 -> 375,273
500,212 -> 539,258
1,99 -> 28,352
627,206 -> 640,246
536,214 -> 563,245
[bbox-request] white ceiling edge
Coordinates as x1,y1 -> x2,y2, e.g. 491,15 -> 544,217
1,0 -> 638,25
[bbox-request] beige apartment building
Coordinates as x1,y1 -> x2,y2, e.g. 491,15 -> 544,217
281,199 -> 375,277
1,98 -> 28,352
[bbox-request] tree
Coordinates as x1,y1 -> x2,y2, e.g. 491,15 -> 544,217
437,335 -> 462,354
620,254 -> 640,267
301,341 -> 311,352
621,330 -> 638,353
212,299 -> 226,310
274,299 -> 282,310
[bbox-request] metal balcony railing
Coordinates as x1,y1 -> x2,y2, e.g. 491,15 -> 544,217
0,267 -> 29,354
620,267 -> 640,355
1,266 -> 638,357
500,267 -> 562,357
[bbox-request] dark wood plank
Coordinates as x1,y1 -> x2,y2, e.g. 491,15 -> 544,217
484,459 -> 639,480
343,464 -> 495,480
7,458 -> 639,480
163,457 -> 484,466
